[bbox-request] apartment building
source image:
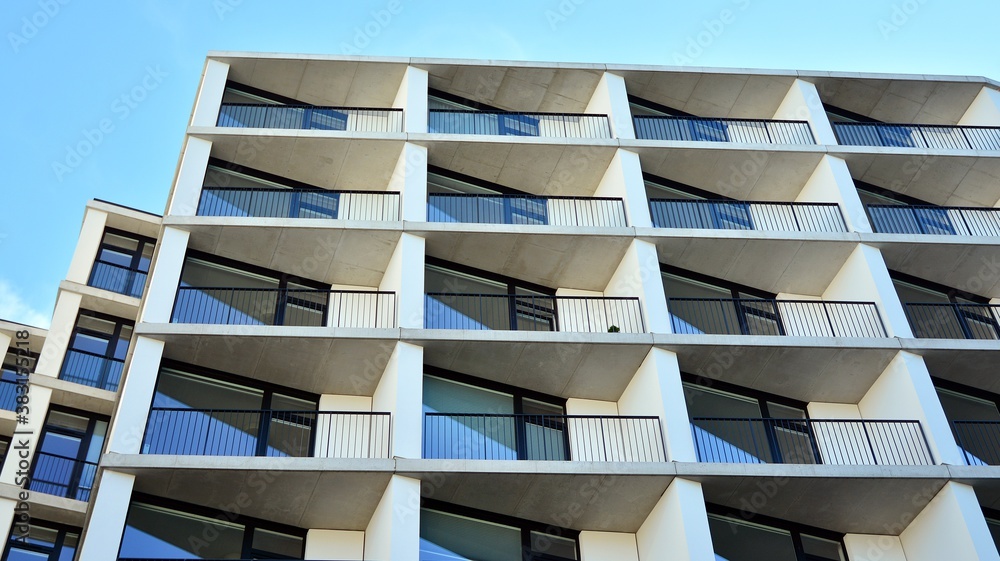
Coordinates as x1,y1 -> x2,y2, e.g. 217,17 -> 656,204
3,53 -> 1000,561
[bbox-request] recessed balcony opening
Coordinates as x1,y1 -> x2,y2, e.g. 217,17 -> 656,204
858,180 -> 1000,236
2,520 -> 79,560
893,271 -> 999,339
826,102 -> 1000,151
87,228 -> 154,298
57,310 -> 132,392
935,378 -> 1000,466
30,407 -> 107,502
707,507 -> 847,561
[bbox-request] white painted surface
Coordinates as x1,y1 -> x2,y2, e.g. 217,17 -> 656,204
901,482 -> 1000,561
823,244 -> 912,338
0,385 -> 51,486
373,342 -> 423,459
315,395 -> 378,459
65,208 -> 109,285
305,529 -> 365,560
959,87 -> 1000,126
547,197 -> 627,227
619,348 -> 694,462
594,150 -> 651,228
139,227 -> 190,323
365,475 -> 421,561
554,288 -> 615,333
796,155 -> 870,233
579,531 -> 639,561
605,240 -> 671,334
565,398 -> 648,462
192,59 -> 230,127
320,395 -> 373,411
107,336 -> 163,454
636,478 -> 715,561
389,143 -> 428,222
0,499 -> 16,547
773,79 -> 837,145
393,66 -> 429,133
585,72 -> 635,139
33,291 -> 82,378
380,233 -> 424,329
76,470 -> 136,561
844,534 -> 907,561
167,137 -> 213,217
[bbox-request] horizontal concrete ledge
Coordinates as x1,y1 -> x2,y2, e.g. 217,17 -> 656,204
829,145 -> 1000,158
60,280 -> 141,309
0,482 -> 88,527
164,216 -> 405,231
87,199 -> 163,223
405,329 -> 654,345
862,233 -> 1000,246
136,323 -> 402,340
101,453 -> 395,473
653,333 -> 902,350
396,459 -> 675,476
899,338 -> 1000,352
621,139 -> 829,153
30,373 -> 117,416
637,228 -> 862,243
188,126 -> 408,142
676,462 -> 949,480
409,134 -> 620,148
411,223 -> 636,238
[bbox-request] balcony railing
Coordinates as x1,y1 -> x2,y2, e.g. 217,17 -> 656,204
952,420 -> 1000,465
633,116 -> 815,145
0,378 -> 16,411
904,303 -> 1000,340
58,349 -> 125,392
425,293 -> 645,333
143,409 -> 391,458
423,413 -> 665,462
88,260 -> 147,298
198,188 -> 401,221
832,122 -> 1000,151
650,199 -> 847,233
667,298 -> 887,337
172,287 -> 397,328
428,194 -> 627,227
692,417 -> 934,465
217,103 -> 403,132
29,452 -> 98,501
867,204 -> 1000,236
429,110 -> 612,138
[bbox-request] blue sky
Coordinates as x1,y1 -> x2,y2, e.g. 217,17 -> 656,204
2,0 -> 999,328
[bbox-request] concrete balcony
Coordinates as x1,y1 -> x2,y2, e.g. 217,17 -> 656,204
217,103 -> 403,133
429,110 -> 611,139
634,116 -> 815,145
833,122 -> 1000,151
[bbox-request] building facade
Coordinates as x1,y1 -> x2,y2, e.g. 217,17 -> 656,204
3,53 -> 1000,560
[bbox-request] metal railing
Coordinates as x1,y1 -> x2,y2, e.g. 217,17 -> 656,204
667,298 -> 887,337
833,122 -> 1000,151
217,103 -> 403,132
634,116 -> 815,145
171,287 -> 397,328
650,199 -> 847,233
428,194 -> 627,227
953,420 -> 1000,465
143,409 -> 391,458
423,413 -> 665,462
58,349 -> 125,392
88,260 -> 147,298
424,293 -> 645,333
29,452 -> 98,501
0,378 -> 16,411
904,303 -> 1000,340
429,110 -> 612,138
692,418 -> 934,465
866,204 -> 1000,236
198,188 -> 401,221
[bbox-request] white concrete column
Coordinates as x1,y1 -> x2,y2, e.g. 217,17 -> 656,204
191,59 -> 230,127
959,87 -> 1000,126
594,149 -> 650,228
364,475 -> 421,561
65,208 -> 109,285
388,143 -> 428,222
0,333 -> 10,360
636,478 -> 715,561
0,386 -> 52,485
393,66 -> 429,133
859,351 -> 964,466
33,291 -> 82,379
106,336 -> 163,454
305,529 -> 365,560
619,348 -> 696,463
585,72 -> 635,139
373,342 -> 423,459
0,498 -> 18,546
605,240 -> 670,334
139,227 -> 190,324
796,155 -> 872,233
579,531 -> 639,561
380,233 -> 425,329
773,79 -> 836,145
76,470 -> 136,561
166,136 -> 213,217
843,534 -> 907,561
822,244 -> 912,338
900,482 -> 1000,561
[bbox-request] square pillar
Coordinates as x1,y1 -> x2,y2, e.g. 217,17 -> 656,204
796,155 -> 872,233
823,244 -> 912,338
586,72 -> 635,139
959,87 -> 1000,126
605,239 -> 670,333
773,79 -> 836,145
900,482 -> 1000,561
364,475 -> 421,561
65,208 -> 109,286
393,66 -> 429,133
373,342 -> 423,459
619,348 -> 696,462
106,336 -> 164,454
637,478 -> 715,561
139,227 -> 190,324
33,291 -> 82,379
166,136 -> 213,216
594,149 -> 651,228
388,143 -> 428,222
76,470 -> 136,561
190,59 -> 230,127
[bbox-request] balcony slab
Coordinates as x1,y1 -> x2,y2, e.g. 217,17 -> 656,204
0,482 -> 88,527
59,280 -> 141,320
30,374 -> 117,416
944,465 -> 1000,510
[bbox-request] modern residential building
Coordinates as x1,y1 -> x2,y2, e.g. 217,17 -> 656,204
2,53 -> 1000,561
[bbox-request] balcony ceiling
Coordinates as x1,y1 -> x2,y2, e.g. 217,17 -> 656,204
620,71 -> 796,119
217,57 -> 408,108
837,150 -> 1000,208
421,64 -> 604,113
811,77 -> 985,125
200,132 -> 405,191
911,345 -> 1000,394
870,237 -> 1000,299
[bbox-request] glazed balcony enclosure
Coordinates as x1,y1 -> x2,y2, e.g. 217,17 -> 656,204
217,102 -> 403,132
867,204 -> 1000,236
650,199 -> 847,233
833,122 -> 1000,150
667,298 -> 887,337
428,193 -> 627,228
428,109 -> 612,138
633,116 -> 815,145
424,293 -> 644,333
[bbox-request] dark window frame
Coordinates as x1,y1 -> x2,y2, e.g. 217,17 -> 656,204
628,94 -> 696,117
201,158 -> 343,219
428,88 -> 504,112
661,264 -> 783,335
706,503 -> 848,561
890,270 -> 990,304
32,405 -> 109,502
3,518 -> 81,561
681,372 -> 809,417
823,103 -> 882,124
95,227 -> 157,273
68,309 -> 134,361
429,165 -> 532,197
224,81 -> 306,106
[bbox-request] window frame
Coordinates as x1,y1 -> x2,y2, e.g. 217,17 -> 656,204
202,157 -> 342,219
3,519 -> 81,561
661,264 -> 783,336
706,503 -> 848,561
32,405 -> 109,502
890,270 -> 998,340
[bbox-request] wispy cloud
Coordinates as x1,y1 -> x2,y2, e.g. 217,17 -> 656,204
0,279 -> 50,329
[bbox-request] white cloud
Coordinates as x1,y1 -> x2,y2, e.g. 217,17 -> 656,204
0,279 -> 50,329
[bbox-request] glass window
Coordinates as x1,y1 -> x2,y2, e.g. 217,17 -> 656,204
709,515 -> 798,561
421,508 -> 522,561
425,263 -> 554,331
801,534 -> 846,561
4,522 -> 78,561
120,503 -> 245,558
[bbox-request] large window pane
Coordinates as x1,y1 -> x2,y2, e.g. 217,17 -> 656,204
251,528 -> 304,558
423,376 -> 516,459
119,503 -> 244,559
419,508 -> 521,561
708,514 -> 797,561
